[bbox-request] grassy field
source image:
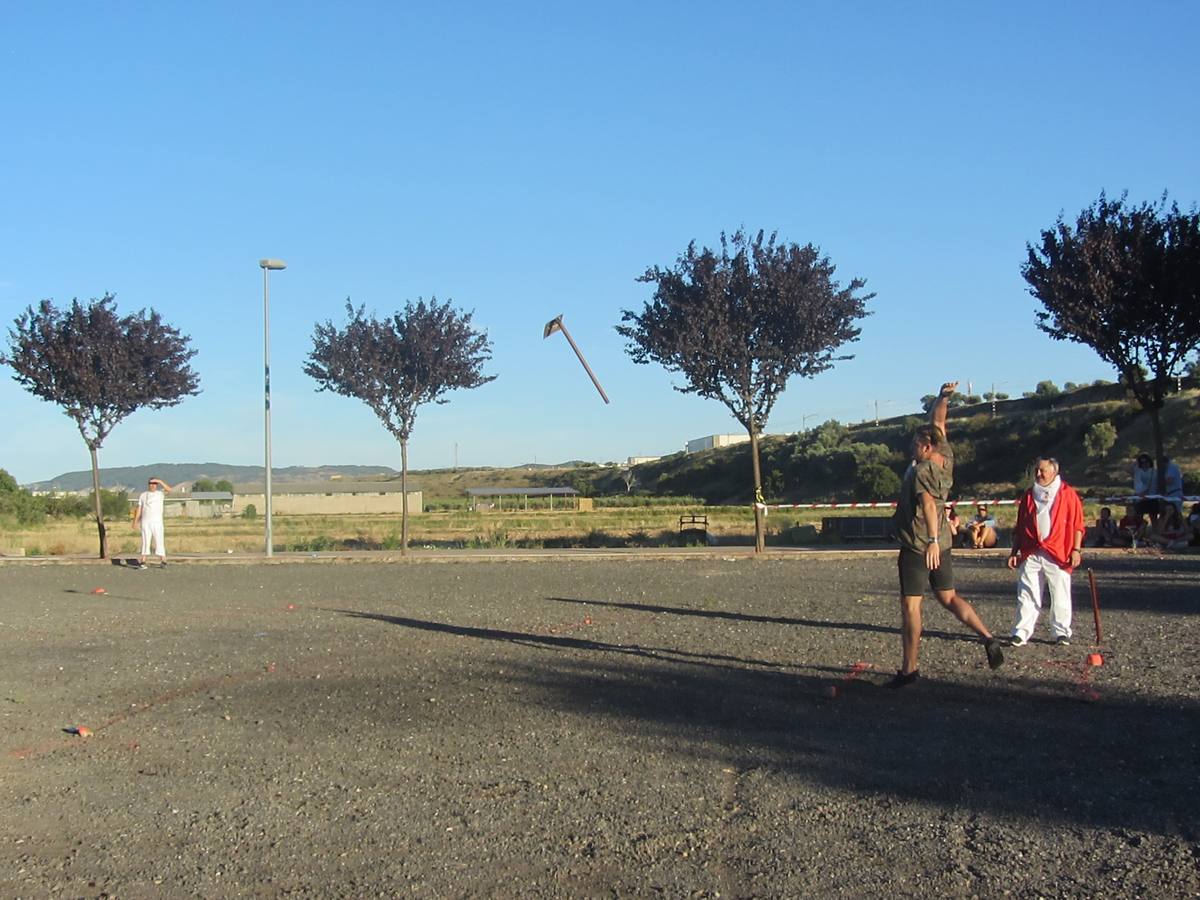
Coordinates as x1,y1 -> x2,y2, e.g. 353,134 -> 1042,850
2,506 -> 751,555
0,500 -> 1063,556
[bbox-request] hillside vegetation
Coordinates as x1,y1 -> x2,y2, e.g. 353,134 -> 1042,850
582,381 -> 1200,504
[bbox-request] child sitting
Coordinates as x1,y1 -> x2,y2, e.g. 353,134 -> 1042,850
1086,507 -> 1120,547
1117,505 -> 1146,547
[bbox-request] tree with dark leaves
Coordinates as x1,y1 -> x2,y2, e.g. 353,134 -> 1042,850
2,295 -> 200,557
304,298 -> 495,553
618,228 -> 873,551
1023,193 -> 1200,492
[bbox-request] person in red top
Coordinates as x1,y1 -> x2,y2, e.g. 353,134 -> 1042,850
1006,457 -> 1085,646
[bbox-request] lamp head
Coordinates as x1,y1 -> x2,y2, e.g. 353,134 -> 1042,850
259,259 -> 287,270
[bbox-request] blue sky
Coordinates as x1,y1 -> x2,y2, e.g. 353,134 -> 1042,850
2,2 -> 1197,484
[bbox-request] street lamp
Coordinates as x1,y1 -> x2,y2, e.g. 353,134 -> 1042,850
259,258 -> 286,556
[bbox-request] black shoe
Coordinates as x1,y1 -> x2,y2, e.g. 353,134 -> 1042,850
160,560 -> 168,569
985,639 -> 1005,670
1007,634 -> 1027,648
1055,636 -> 1070,646
886,670 -> 920,689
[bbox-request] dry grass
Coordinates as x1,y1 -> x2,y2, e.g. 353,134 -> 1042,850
1,498 -> 1111,557
3,507 -> 753,555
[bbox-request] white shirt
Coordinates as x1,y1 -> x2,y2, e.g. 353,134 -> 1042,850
1164,461 -> 1183,500
1133,465 -> 1155,495
138,490 -> 165,524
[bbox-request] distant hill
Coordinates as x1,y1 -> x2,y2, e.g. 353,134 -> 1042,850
25,460 -> 602,495
28,463 -> 399,493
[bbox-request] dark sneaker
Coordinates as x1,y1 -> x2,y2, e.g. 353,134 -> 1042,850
886,670 -> 921,689
1055,636 -> 1070,646
160,560 -> 168,569
985,639 -> 1005,669
1007,634 -> 1027,648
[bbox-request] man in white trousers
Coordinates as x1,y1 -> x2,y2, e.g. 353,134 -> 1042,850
1007,458 -> 1084,646
133,478 -> 172,568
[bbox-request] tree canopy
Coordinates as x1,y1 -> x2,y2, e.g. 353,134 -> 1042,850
305,299 -> 495,444
618,228 -> 872,549
1023,192 -> 1200,485
2,294 -> 199,557
3,295 -> 199,451
618,229 -> 872,435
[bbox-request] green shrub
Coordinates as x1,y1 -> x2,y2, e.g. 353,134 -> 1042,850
1084,421 -> 1117,458
289,534 -> 337,552
241,504 -> 257,520
594,495 -> 705,508
855,463 -> 902,500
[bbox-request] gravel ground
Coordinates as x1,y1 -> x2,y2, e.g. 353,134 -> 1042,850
1,552 -> 1197,898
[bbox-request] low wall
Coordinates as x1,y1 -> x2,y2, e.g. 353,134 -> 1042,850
233,492 -> 423,516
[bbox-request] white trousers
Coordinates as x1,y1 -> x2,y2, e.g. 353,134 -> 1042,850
1013,550 -> 1072,640
140,519 -> 166,558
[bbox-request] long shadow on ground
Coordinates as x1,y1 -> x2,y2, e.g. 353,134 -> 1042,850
334,607 -> 1199,839
546,596 -> 974,644
334,609 -> 830,673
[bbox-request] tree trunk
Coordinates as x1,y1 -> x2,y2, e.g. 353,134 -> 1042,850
1150,403 -> 1167,496
400,438 -> 409,556
89,444 -> 108,559
750,428 -> 765,553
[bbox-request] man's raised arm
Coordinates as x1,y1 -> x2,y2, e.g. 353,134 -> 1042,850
929,381 -> 957,439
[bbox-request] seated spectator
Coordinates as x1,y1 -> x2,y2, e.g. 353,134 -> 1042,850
1131,454 -> 1159,521
1144,503 -> 1187,550
1188,502 -> 1200,547
1162,455 -> 1184,516
1117,505 -> 1147,547
1085,506 -> 1120,547
966,504 -> 998,548
946,505 -> 963,544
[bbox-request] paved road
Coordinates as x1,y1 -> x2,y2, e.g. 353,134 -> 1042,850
2,554 -> 1197,897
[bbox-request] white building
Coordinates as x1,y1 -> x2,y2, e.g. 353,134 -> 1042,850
685,434 -> 750,454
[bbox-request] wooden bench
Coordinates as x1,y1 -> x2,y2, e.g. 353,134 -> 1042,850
821,516 -> 893,542
679,514 -> 709,542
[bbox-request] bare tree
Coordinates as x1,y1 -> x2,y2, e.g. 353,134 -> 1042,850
1023,192 -> 1200,490
2,295 -> 200,557
304,298 -> 495,553
618,228 -> 873,551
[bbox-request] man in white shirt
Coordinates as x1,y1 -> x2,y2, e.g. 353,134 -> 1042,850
133,478 -> 172,568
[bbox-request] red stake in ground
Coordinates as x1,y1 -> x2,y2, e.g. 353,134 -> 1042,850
1087,568 -> 1103,646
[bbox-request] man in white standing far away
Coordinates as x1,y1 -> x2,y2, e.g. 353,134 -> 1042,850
133,477 -> 172,569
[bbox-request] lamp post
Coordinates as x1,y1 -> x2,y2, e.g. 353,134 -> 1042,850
259,258 -> 286,556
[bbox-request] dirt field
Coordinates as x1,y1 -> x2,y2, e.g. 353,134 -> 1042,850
1,552 -> 1197,898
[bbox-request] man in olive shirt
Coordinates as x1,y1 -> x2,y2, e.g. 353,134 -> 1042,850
889,381 -> 1005,687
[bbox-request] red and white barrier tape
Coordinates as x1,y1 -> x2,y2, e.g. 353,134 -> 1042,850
1102,495 -> 1198,503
